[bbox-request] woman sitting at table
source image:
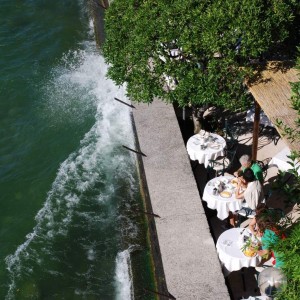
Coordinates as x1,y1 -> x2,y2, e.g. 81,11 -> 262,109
256,215 -> 285,268
228,168 -> 264,227
248,203 -> 268,235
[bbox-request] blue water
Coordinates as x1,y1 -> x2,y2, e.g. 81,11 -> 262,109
0,1 -> 155,298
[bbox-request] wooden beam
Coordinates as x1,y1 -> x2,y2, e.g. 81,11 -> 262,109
252,101 -> 260,161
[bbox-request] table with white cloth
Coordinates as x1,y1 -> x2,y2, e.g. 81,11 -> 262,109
246,107 -> 274,128
186,133 -> 226,168
216,228 -> 262,273
269,146 -> 300,175
202,175 -> 243,220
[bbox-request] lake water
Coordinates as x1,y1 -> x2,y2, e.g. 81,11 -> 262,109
0,1 -> 155,298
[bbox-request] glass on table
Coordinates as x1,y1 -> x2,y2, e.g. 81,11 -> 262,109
222,240 -> 233,247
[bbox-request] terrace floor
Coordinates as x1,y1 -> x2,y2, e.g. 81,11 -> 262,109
175,105 -> 299,300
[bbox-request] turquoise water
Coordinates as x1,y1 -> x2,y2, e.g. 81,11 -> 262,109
0,1 -> 155,299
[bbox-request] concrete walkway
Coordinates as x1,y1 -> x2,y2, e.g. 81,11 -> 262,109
132,100 -> 230,300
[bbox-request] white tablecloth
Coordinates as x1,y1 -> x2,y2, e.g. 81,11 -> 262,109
246,107 -> 274,128
186,133 -> 226,168
216,228 -> 262,272
202,176 -> 242,220
269,146 -> 300,174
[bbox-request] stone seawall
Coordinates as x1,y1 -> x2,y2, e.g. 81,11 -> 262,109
132,100 -> 230,299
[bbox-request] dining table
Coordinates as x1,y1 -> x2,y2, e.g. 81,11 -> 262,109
202,175 -> 243,220
186,132 -> 226,168
246,107 -> 274,128
269,146 -> 300,175
216,228 -> 262,273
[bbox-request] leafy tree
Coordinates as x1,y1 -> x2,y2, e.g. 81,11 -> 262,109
102,0 -> 299,114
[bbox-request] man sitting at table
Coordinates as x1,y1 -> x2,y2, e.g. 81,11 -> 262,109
228,168 -> 264,227
233,154 -> 263,183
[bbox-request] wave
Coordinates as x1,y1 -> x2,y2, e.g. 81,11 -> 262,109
114,249 -> 134,300
5,40 -> 137,299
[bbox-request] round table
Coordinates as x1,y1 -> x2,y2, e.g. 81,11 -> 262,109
202,175 -> 242,220
269,146 -> 300,175
216,228 -> 262,273
246,107 -> 274,127
186,133 -> 226,168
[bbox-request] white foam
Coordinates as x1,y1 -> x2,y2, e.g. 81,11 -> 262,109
114,249 -> 134,300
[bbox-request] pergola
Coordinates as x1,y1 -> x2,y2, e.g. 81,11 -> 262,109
246,61 -> 300,160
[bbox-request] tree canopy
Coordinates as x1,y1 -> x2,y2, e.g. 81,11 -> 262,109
102,0 -> 300,111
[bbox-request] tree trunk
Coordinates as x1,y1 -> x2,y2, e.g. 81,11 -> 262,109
192,110 -> 201,134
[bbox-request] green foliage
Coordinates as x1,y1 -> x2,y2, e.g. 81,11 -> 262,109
274,222 -> 300,300
102,0 -> 299,110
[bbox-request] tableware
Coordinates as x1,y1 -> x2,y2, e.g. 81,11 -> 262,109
243,248 -> 257,257
222,240 -> 233,246
199,129 -> 205,137
222,178 -> 229,184
209,144 -> 220,150
226,184 -> 235,190
230,178 -> 238,187
220,190 -> 232,198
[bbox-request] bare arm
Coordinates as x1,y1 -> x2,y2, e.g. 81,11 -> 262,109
235,180 -> 245,199
248,217 -> 256,235
233,167 -> 242,177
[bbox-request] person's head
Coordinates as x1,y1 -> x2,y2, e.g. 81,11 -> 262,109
242,168 -> 255,183
239,154 -> 252,168
256,214 -> 275,235
255,203 -> 268,215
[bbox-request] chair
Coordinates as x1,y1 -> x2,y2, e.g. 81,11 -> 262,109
207,142 -> 238,179
255,157 -> 272,182
223,119 -> 240,149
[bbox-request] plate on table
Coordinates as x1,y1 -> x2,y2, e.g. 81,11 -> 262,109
230,178 -> 238,187
243,248 -> 257,257
220,190 -> 232,198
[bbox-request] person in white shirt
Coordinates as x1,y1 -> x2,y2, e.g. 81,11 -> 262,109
228,168 -> 264,227
235,168 -> 264,209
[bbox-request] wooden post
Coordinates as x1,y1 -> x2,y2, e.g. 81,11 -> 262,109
252,101 -> 260,161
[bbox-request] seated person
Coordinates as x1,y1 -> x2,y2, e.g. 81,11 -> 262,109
234,154 -> 263,183
235,168 -> 264,210
256,215 -> 285,268
228,168 -> 264,227
248,203 -> 268,235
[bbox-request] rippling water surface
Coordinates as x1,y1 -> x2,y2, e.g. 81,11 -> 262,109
0,1 -> 155,298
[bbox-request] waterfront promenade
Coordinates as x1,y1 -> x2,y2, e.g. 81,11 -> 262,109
132,100 -> 230,299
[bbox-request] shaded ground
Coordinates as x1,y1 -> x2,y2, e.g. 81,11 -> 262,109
174,104 -> 297,300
